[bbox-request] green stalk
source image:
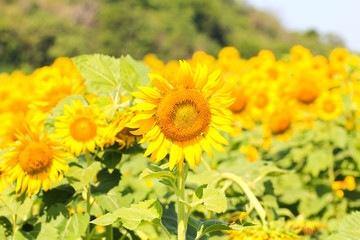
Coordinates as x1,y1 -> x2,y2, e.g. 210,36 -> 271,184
85,151 -> 92,240
105,225 -> 113,240
221,172 -> 267,226
177,163 -> 188,240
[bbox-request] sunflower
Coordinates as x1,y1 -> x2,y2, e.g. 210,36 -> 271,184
316,91 -> 343,121
54,100 -> 107,156
104,111 -> 141,149
262,103 -> 296,141
1,127 -> 71,196
129,61 -> 234,171
0,166 -> 8,194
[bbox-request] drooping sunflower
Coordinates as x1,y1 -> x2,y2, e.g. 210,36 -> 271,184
1,127 -> 71,196
54,100 -> 107,156
129,61 -> 234,171
104,111 -> 141,149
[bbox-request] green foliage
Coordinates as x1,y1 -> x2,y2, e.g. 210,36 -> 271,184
0,0 -> 346,72
327,211 -> 360,240
192,185 -> 227,213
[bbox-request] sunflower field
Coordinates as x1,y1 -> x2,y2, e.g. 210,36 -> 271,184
1,45 -> 360,240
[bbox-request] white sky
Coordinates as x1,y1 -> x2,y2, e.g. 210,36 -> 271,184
245,0 -> 360,52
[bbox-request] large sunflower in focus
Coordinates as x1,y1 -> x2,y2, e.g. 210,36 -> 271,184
129,61 -> 234,171
54,100 -> 107,156
1,127 -> 71,196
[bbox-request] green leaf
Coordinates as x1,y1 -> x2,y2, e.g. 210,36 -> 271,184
36,223 -> 59,240
140,168 -> 176,183
42,185 -> 75,206
92,168 -> 121,194
195,220 -> 247,240
304,150 -> 333,177
327,211 -> 360,240
91,213 -> 118,226
56,212 -> 90,240
120,56 -> 143,92
192,185 -> 227,213
329,125 -> 348,149
0,216 -> 12,237
72,54 -> 121,93
161,202 -> 198,239
101,150 -> 122,169
114,199 -> 162,230
94,186 -> 133,212
0,189 -> 34,221
124,55 -> 151,86
80,161 -> 102,184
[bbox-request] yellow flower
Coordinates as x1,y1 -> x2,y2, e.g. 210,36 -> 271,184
329,48 -> 350,66
344,176 -> 356,191
336,189 -> 344,198
129,61 -> 234,171
104,111 -> 141,149
54,100 -> 107,156
29,59 -> 86,120
262,104 -> 296,141
316,91 -> 343,121
1,127 -> 71,196
240,145 -> 258,162
0,167 -> 8,194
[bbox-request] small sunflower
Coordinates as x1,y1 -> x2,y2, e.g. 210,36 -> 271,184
54,100 -> 107,156
262,104 -> 296,141
104,111 -> 141,149
316,91 -> 343,121
129,61 -> 234,171
1,127 -> 71,196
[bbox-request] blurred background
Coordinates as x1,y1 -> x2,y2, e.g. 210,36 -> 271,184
0,0 -> 353,73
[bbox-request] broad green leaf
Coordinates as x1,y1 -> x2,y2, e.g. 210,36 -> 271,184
91,213 -> 118,226
101,150 -> 122,169
304,150 -> 333,177
195,219 -> 250,240
140,168 -> 176,183
80,161 -> 102,184
192,185 -> 227,213
329,125 -> 348,149
36,223 -> 59,240
57,212 -> 90,240
94,186 -> 133,212
327,211 -> 360,240
42,185 -> 75,206
72,54 -> 121,93
92,168 -> 121,194
0,216 -> 12,237
113,199 -> 162,230
161,202 -> 198,239
124,55 -> 151,86
120,56 -> 143,92
0,189 -> 34,221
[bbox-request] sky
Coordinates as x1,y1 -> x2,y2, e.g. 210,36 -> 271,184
245,0 -> 360,52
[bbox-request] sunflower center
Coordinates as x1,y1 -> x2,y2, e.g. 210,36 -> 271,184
156,89 -> 211,142
172,102 -> 199,130
255,94 -> 268,109
19,142 -> 53,174
70,117 -> 97,141
323,100 -> 335,113
229,88 -> 246,113
270,114 -> 291,134
297,86 -> 318,104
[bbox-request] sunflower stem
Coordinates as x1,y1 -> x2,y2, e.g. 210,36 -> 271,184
106,225 -> 113,240
85,151 -> 92,240
177,162 -> 188,240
